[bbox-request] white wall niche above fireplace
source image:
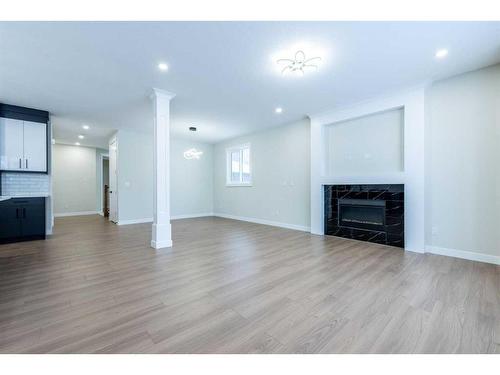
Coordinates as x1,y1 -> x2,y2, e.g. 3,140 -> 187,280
309,87 -> 425,253
324,107 -> 404,177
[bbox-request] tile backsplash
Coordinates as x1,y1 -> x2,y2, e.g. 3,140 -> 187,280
1,172 -> 50,196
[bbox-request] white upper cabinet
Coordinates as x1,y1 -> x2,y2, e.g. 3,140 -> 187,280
0,117 -> 47,172
23,121 -> 47,172
0,117 -> 25,171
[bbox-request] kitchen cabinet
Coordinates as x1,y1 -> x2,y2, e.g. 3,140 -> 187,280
0,197 -> 46,243
0,117 -> 47,173
23,121 -> 47,172
0,117 -> 24,171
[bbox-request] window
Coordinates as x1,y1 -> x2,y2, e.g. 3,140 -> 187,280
226,143 -> 251,186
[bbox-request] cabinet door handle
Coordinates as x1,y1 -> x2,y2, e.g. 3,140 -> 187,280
19,158 -> 22,168
25,159 -> 28,169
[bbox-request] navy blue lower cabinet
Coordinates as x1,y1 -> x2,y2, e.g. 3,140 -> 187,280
0,203 -> 22,239
0,197 -> 46,243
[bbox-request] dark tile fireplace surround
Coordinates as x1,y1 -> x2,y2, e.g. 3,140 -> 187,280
324,184 -> 404,248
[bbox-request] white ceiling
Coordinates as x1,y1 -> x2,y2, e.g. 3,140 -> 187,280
1,21 -> 499,147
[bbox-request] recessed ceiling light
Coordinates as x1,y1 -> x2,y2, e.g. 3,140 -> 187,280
75,142 -> 80,146
435,49 -> 449,59
78,135 -> 85,139
275,107 -> 283,114
158,62 -> 169,71
189,127 -> 197,132
82,125 -> 90,130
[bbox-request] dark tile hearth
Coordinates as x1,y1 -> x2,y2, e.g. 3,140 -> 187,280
324,184 -> 404,248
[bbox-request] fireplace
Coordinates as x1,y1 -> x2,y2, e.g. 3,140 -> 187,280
338,199 -> 385,231
324,184 -> 404,248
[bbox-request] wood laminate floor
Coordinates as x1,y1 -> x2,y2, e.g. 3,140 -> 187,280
0,215 -> 498,353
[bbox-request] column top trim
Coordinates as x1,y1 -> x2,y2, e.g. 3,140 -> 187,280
151,88 -> 176,100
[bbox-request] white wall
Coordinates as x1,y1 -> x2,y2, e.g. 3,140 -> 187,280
114,130 -> 214,223
52,143 -> 97,215
426,64 -> 500,260
171,138 -> 213,217
213,119 -> 311,230
326,108 -> 404,175
116,130 -> 154,223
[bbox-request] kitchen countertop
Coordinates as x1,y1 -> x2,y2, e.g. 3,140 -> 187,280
0,194 -> 50,201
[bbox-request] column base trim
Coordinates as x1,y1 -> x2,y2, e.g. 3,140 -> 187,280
151,239 -> 173,249
151,222 -> 172,249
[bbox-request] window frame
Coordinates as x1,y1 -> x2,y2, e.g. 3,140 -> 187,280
226,143 -> 252,187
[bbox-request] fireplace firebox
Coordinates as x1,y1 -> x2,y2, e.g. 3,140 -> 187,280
324,184 -> 404,248
338,199 -> 385,231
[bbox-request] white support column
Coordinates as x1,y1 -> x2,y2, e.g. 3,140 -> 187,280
150,88 -> 176,249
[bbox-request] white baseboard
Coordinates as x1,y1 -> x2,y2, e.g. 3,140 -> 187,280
405,247 -> 425,254
117,218 -> 153,225
213,212 -> 310,232
54,211 -> 98,217
98,211 -> 104,216
117,214 -> 213,225
171,212 -> 214,220
425,245 -> 500,265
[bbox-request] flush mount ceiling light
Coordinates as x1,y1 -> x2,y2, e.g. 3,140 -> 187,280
277,50 -> 321,76
435,49 -> 449,59
78,134 -> 85,139
75,142 -> 80,146
82,125 -> 90,130
183,148 -> 203,160
158,62 -> 169,71
275,107 -> 283,114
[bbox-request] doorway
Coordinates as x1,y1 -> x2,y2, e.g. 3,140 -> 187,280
101,156 -> 110,217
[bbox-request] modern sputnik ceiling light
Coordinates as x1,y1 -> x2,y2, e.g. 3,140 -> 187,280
277,50 -> 321,76
183,148 -> 203,160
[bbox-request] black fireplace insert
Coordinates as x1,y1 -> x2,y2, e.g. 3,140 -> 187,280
338,199 -> 386,231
